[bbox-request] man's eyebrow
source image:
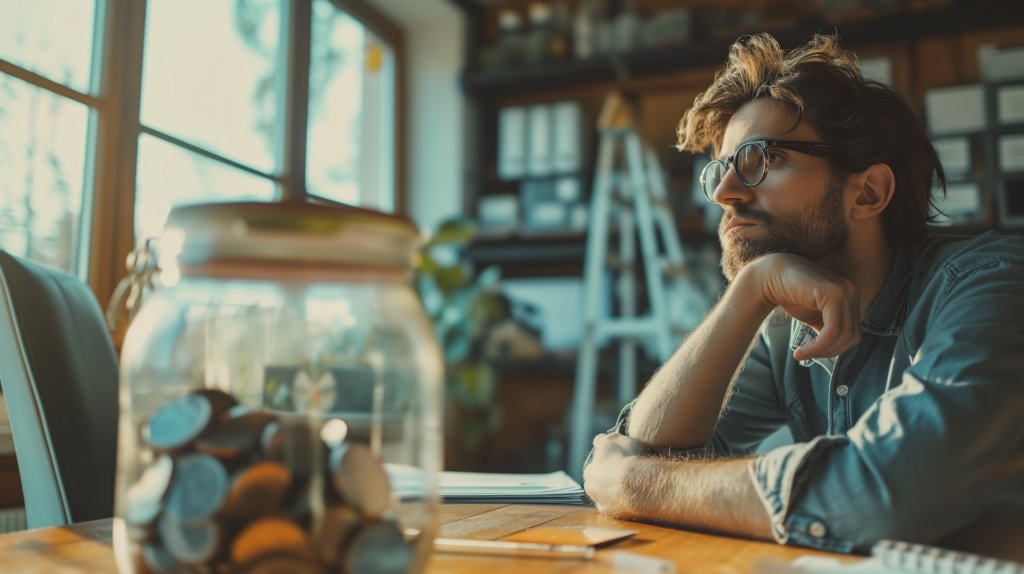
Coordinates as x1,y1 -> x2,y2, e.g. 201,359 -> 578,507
716,135 -> 768,160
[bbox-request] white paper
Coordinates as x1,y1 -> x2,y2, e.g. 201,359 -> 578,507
859,56 -> 892,86
933,137 -> 972,176
528,104 -> 553,177
438,470 -> 586,504
925,85 -> 986,135
498,107 -> 527,180
999,85 -> 1024,125
553,101 -> 582,173
999,134 -> 1024,172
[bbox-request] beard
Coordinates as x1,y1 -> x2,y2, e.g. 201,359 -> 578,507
719,178 -> 850,281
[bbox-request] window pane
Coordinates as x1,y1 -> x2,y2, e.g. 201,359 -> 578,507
0,0 -> 98,93
0,73 -> 89,274
134,134 -> 276,242
306,0 -> 395,211
140,0 -> 282,173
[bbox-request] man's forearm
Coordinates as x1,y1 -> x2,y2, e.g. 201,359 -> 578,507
627,269 -> 773,447
621,455 -> 774,541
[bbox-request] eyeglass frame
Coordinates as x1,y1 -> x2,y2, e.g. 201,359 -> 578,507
699,139 -> 841,202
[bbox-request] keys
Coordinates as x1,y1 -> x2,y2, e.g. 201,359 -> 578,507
128,388 -> 416,573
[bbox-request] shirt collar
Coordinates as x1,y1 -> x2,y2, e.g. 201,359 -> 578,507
788,244 -> 915,370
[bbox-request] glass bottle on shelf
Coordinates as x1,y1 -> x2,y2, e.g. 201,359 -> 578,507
548,2 -> 572,62
496,9 -> 526,68
526,2 -> 553,66
611,0 -> 641,54
574,0 -> 609,59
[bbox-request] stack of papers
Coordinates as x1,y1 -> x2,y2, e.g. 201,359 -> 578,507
439,470 -> 587,505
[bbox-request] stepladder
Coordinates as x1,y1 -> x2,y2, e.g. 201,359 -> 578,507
568,93 -> 703,479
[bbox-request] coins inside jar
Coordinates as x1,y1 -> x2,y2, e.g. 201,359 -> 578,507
127,387 -> 418,574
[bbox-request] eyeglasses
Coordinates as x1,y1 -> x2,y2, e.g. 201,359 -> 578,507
699,140 -> 839,202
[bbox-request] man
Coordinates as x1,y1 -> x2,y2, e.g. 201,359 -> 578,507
582,33 -> 1024,553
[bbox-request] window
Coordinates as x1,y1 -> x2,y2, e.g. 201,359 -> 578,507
0,0 -> 100,276
0,0 -> 402,301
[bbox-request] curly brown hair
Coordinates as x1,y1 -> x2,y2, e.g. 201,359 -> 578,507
678,33 -> 945,246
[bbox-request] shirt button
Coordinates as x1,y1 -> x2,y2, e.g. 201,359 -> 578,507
835,385 -> 849,397
809,521 -> 828,538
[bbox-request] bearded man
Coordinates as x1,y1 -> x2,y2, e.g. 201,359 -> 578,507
582,33 -> 1024,553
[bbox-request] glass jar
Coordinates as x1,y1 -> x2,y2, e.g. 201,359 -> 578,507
112,202 -> 443,574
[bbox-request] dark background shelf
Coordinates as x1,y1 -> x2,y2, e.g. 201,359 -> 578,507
461,0 -> 1024,96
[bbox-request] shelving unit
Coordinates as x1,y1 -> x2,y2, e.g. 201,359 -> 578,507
461,1 -> 1024,96
444,0 -> 1024,472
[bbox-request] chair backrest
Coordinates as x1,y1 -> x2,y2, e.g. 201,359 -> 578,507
0,251 -> 118,528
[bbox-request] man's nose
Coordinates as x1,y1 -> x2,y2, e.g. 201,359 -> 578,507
712,168 -> 755,207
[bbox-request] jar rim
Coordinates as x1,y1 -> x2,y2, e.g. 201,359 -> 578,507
160,201 -> 420,272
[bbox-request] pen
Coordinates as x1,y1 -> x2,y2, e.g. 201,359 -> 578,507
434,537 -> 595,560
433,538 -> 677,573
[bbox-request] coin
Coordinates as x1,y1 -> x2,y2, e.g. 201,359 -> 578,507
260,417 -> 315,478
314,505 -> 361,566
192,388 -> 239,421
196,409 -> 277,460
230,518 -> 314,565
224,460 -> 292,523
147,395 -> 213,451
157,514 -> 221,565
138,542 -> 186,574
327,442 -> 393,518
125,455 -> 174,529
164,453 -> 229,525
342,520 -> 414,574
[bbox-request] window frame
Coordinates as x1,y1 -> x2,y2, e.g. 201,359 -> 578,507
0,0 -> 405,308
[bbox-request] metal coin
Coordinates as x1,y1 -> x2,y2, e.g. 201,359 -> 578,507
342,520 -> 414,574
138,542 -> 187,574
191,388 -> 239,421
196,409 -> 277,460
125,455 -> 175,528
157,514 -> 221,566
230,518 -> 314,565
314,505 -> 361,567
328,442 -> 393,518
260,417 -> 315,478
224,461 -> 292,524
164,453 -> 229,525
147,395 -> 213,451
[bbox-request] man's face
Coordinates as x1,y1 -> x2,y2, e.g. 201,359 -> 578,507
712,99 -> 850,281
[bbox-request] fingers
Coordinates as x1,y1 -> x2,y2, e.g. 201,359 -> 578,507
794,283 -> 861,361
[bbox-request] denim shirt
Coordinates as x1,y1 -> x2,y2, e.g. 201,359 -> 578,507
606,232 -> 1024,553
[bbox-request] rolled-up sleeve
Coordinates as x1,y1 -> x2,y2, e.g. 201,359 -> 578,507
607,328 -> 787,450
750,254 -> 1024,552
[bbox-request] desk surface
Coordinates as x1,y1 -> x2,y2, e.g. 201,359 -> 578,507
0,503 -> 853,573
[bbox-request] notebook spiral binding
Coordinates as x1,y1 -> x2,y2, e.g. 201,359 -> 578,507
872,539 -> 1024,574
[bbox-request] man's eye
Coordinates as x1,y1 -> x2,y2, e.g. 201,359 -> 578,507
767,151 -> 782,163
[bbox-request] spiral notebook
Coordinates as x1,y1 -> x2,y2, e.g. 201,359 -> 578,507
755,539 -> 1024,574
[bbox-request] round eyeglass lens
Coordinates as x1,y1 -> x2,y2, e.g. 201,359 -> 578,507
701,161 -> 726,199
736,142 -> 766,185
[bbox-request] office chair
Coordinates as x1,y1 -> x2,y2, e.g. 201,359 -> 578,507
0,250 -> 118,528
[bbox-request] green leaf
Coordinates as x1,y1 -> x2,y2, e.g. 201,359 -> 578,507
425,217 -> 478,247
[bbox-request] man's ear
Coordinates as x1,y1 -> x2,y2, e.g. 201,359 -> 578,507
849,163 -> 895,220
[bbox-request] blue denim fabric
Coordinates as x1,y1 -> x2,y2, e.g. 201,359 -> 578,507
607,232 -> 1024,552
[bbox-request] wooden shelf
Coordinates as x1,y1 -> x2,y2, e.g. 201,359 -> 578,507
461,1 -> 1024,96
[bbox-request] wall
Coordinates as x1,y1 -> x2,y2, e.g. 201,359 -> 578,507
367,0 -> 466,236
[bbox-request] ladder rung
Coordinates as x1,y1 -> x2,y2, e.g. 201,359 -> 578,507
648,193 -> 673,213
662,264 -> 690,278
595,319 -> 664,338
604,253 -> 636,272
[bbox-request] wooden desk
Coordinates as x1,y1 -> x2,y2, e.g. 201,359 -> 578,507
0,503 -> 850,573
